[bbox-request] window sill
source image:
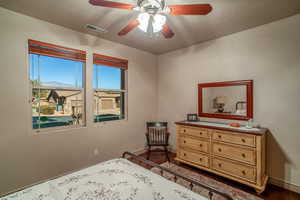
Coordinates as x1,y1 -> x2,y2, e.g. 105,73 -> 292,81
93,118 -> 128,128
32,125 -> 87,135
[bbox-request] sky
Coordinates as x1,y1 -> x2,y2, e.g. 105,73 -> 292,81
30,54 -> 121,90
93,64 -> 122,90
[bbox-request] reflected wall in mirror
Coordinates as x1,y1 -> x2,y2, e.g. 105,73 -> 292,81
202,86 -> 247,116
198,80 -> 253,120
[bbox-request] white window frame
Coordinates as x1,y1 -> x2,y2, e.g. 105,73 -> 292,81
93,65 -> 128,124
28,54 -> 87,134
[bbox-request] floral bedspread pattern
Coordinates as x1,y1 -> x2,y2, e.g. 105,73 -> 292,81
0,159 -> 207,200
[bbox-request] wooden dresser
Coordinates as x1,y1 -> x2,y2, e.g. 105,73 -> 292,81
175,121 -> 268,194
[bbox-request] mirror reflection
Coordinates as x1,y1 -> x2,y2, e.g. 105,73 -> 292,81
202,85 -> 247,116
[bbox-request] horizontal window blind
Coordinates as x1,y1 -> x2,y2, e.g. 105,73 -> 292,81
28,40 -> 86,62
93,53 -> 128,70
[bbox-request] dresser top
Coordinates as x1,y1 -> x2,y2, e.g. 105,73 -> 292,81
175,121 -> 268,135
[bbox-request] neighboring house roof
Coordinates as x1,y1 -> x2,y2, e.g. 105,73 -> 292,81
47,90 -> 66,105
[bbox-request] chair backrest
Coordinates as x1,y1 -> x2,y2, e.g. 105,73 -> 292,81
146,122 -> 168,130
146,122 -> 169,145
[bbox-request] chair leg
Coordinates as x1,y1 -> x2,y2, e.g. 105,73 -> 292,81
164,146 -> 170,162
147,146 -> 151,160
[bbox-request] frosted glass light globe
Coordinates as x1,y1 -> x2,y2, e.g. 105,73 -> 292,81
137,13 -> 150,32
153,14 -> 166,32
137,13 -> 166,33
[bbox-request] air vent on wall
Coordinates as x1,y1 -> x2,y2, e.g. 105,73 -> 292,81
86,24 -> 108,33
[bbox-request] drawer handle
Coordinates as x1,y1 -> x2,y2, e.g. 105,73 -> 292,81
199,158 -> 202,161
242,170 -> 246,175
183,153 -> 186,156
218,163 -> 222,167
199,144 -> 203,147
199,132 -> 203,135
218,135 -> 222,139
241,138 -> 246,143
218,148 -> 222,152
242,153 -> 246,158
183,129 -> 186,133
183,140 -> 186,144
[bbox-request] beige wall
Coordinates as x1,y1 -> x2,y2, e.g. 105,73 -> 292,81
157,14 -> 300,188
0,8 -> 157,195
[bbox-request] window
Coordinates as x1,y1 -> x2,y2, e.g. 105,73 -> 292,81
29,40 -> 86,131
93,53 -> 128,122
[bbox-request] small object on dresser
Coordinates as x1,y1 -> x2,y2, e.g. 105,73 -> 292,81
245,119 -> 253,129
229,122 -> 240,127
187,114 -> 198,121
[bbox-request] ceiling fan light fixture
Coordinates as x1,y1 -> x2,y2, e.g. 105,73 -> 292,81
137,13 -> 150,32
153,14 -> 166,32
137,13 -> 166,33
89,0 -> 212,39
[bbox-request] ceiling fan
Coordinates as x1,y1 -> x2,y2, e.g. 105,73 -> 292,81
89,0 -> 212,39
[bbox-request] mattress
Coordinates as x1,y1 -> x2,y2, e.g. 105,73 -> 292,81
0,158 -> 207,200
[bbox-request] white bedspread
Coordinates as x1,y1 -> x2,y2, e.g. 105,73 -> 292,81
1,158 -> 207,200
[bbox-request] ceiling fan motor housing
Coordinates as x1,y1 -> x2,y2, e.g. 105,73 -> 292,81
137,0 -> 166,14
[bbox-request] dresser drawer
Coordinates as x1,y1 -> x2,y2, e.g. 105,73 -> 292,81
178,150 -> 209,168
212,143 -> 256,165
213,130 -> 255,147
181,127 -> 210,139
212,158 -> 256,183
179,137 -> 209,153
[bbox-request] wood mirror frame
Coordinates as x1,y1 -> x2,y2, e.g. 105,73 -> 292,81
198,80 -> 253,121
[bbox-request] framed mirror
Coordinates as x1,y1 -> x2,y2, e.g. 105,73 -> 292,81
198,80 -> 253,120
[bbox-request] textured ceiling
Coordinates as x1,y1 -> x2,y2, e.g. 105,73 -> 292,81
1,0 -> 300,54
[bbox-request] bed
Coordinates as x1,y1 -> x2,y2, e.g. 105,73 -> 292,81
0,152 -> 232,200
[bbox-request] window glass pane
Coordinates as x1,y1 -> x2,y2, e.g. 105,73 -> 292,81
94,91 -> 125,122
30,54 -> 85,130
93,65 -> 123,90
31,54 -> 83,88
32,89 -> 84,129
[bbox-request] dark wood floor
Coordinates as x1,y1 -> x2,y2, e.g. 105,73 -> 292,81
133,151 -> 300,200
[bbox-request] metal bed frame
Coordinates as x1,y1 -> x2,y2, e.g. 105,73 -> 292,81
123,151 -> 233,200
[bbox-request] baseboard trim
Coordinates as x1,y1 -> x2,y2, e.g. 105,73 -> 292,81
168,147 -> 176,153
269,177 -> 300,194
131,146 -> 176,155
131,147 -> 147,155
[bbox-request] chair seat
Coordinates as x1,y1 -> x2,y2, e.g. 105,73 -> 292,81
148,144 -> 168,146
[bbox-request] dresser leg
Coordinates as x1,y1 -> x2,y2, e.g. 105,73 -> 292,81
255,176 -> 268,195
255,189 -> 263,195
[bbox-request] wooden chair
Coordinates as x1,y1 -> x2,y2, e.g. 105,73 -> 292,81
146,122 -> 170,162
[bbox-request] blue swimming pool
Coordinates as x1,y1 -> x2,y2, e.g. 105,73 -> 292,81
32,116 -> 73,129
94,114 -> 122,122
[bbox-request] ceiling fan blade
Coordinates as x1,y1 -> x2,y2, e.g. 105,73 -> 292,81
168,4 -> 212,15
118,20 -> 140,36
161,24 -> 175,39
89,0 -> 135,10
